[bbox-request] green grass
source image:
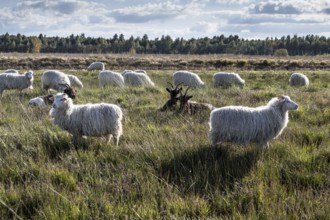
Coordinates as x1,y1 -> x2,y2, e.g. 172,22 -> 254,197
0,67 -> 329,219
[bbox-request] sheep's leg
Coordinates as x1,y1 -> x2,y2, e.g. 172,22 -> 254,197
106,134 -> 113,144
113,135 -> 120,146
210,131 -> 220,148
260,142 -> 269,150
72,135 -> 82,146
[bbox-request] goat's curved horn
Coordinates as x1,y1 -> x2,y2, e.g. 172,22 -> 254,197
175,82 -> 183,90
167,82 -> 174,89
184,86 -> 190,96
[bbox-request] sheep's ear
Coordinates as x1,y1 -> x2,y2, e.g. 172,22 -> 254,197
166,88 -> 171,93
187,95 -> 193,100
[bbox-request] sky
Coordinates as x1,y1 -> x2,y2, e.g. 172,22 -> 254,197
0,0 -> 330,40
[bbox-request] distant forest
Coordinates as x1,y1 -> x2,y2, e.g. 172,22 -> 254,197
1,32 -> 330,56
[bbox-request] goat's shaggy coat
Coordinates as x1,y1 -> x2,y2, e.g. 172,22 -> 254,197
50,93 -> 123,145
67,74 -> 83,88
87,62 -> 105,71
213,72 -> 245,88
29,95 -> 54,106
289,73 -> 309,87
41,70 -> 71,92
173,71 -> 204,88
0,70 -> 34,95
99,71 -> 125,87
209,96 -> 298,149
123,71 -> 155,86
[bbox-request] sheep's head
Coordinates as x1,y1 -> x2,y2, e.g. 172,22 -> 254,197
25,71 -> 34,80
52,93 -> 72,110
278,95 -> 299,111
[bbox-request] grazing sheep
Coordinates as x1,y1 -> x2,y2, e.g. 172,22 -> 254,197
99,70 -> 125,87
67,74 -> 84,88
0,70 -> 34,96
29,84 -> 76,106
4,69 -> 19,74
87,62 -> 105,71
289,73 -> 309,87
123,71 -> 155,87
178,87 -> 214,115
49,93 -> 123,145
209,95 -> 298,149
160,82 -> 182,111
213,72 -> 245,88
173,71 -> 205,88
41,70 -> 71,92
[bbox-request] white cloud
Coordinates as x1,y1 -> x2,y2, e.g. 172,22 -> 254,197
110,1 -> 184,23
0,0 -> 329,39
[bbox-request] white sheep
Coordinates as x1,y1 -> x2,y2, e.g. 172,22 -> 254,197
289,73 -> 309,87
87,62 -> 105,71
173,71 -> 205,88
0,70 -> 34,95
49,93 -> 123,145
4,69 -> 19,74
213,72 -> 245,88
41,70 -> 71,92
209,95 -> 298,149
67,74 -> 84,88
123,71 -> 155,87
99,71 -> 125,87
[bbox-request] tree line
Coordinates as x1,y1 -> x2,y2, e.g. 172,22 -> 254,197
1,32 -> 330,56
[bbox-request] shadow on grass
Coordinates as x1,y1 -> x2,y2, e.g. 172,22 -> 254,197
159,145 -> 260,195
41,132 -> 92,160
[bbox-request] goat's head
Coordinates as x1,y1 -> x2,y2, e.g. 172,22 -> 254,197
59,83 -> 76,99
179,86 -> 193,111
166,82 -> 183,99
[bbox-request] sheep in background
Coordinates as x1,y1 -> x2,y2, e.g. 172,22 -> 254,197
99,70 -> 125,87
289,73 -> 309,87
209,95 -> 298,149
178,87 -> 214,115
41,70 -> 71,92
173,71 -> 205,88
213,72 -> 245,88
4,69 -> 19,74
67,74 -> 84,88
87,62 -> 105,71
50,93 -> 123,145
134,69 -> 147,74
123,71 -> 155,87
0,70 -> 34,96
29,84 -> 76,106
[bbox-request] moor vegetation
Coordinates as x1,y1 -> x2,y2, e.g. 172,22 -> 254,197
0,55 -> 329,219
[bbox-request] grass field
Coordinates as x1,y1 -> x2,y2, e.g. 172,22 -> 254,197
0,56 -> 329,219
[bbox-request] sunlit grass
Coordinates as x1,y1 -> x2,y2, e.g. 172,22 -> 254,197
0,65 -> 329,219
